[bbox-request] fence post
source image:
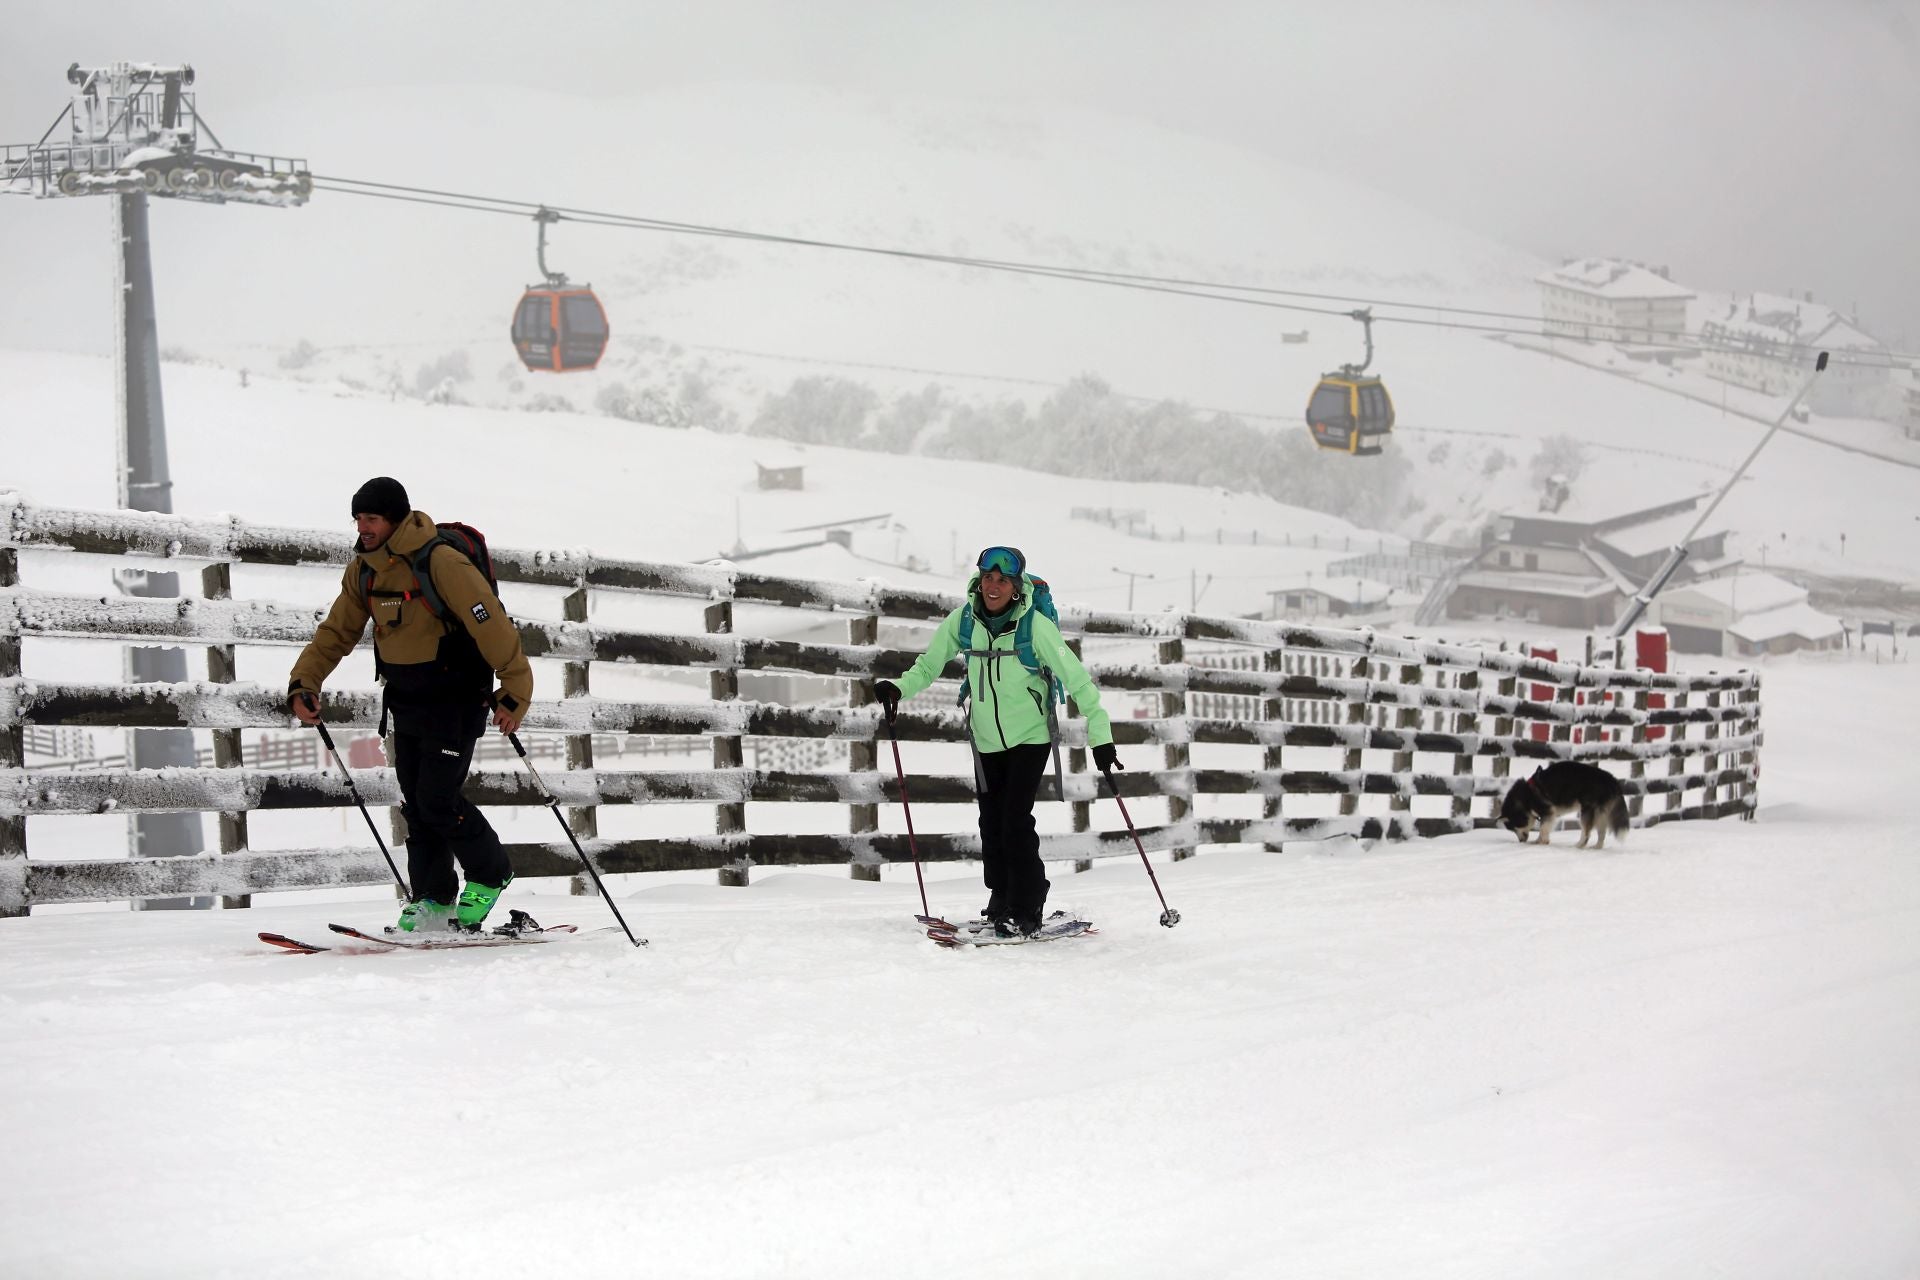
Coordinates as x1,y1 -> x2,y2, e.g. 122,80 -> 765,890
200,561 -> 250,909
562,586 -> 598,896
1261,644 -> 1286,851
1067,636 -> 1093,873
0,547 -> 24,917
1389,654 -> 1421,834
1664,683 -> 1689,821
1487,645 -> 1515,814
1449,664 -> 1478,830
1158,634 -> 1192,860
1339,634 -> 1377,821
1702,682 -> 1725,815
706,599 -> 749,887
1736,674 -> 1761,818
846,613 -> 880,881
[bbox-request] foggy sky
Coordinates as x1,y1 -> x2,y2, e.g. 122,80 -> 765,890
6,0 -> 1919,347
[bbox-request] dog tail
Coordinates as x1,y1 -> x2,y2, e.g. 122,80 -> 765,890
1607,794 -> 1630,841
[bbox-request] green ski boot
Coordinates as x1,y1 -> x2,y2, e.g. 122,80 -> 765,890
453,876 -> 513,933
394,898 -> 455,933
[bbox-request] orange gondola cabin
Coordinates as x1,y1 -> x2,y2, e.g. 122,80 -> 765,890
510,207 -> 608,372
510,286 -> 608,373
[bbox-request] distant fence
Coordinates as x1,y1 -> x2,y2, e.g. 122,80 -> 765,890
0,497 -> 1762,914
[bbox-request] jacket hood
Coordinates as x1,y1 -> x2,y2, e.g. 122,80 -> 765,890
357,509 -> 437,565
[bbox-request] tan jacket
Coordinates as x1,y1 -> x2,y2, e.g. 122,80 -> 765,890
289,511 -> 532,725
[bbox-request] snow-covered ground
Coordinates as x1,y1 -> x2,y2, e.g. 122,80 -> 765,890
2,653 -> 1917,1278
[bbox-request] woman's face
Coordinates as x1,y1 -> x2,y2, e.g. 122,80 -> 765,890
979,568 -> 1017,612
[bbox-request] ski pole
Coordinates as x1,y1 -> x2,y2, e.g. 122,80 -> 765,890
881,708 -> 931,921
310,714 -> 409,896
1102,768 -> 1181,927
507,731 -> 647,948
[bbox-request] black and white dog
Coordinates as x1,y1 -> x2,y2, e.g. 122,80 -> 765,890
1499,762 -> 1630,849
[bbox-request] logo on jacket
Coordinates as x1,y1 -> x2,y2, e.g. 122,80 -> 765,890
470,603 -> 491,623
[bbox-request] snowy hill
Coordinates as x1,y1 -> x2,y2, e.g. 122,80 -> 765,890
6,82 -> 1916,577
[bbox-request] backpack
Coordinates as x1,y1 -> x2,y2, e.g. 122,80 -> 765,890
359,521 -> 501,626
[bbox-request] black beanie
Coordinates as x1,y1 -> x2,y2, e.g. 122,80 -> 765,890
350,476 -> 409,524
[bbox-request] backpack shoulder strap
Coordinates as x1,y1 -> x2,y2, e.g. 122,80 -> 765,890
1015,593 -> 1066,703
408,535 -> 453,622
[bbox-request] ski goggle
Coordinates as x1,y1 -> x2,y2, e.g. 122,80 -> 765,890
976,546 -> 1026,578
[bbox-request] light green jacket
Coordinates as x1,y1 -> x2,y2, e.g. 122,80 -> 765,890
893,572 -> 1113,755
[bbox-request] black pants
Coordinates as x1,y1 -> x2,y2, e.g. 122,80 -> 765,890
976,742 -> 1051,921
391,730 -> 510,904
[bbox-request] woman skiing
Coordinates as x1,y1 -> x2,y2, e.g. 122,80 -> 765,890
874,546 -> 1119,936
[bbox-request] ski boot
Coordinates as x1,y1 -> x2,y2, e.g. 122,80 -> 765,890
392,898 -> 455,934
452,876 -> 513,933
994,910 -> 1044,939
490,908 -> 544,938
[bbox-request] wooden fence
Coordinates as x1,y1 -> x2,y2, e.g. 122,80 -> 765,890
0,497 -> 1763,915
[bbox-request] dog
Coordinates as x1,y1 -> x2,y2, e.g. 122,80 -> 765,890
1499,762 -> 1630,849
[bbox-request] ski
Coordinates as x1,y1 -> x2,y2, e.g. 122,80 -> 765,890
259,910 -> 582,955
259,931 -> 330,954
917,910 -> 1073,936
326,921 -> 576,950
925,914 -> 1095,948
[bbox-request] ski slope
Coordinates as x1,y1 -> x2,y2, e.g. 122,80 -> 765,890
2,653 -> 1917,1277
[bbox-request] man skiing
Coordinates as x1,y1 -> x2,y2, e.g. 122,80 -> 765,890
288,477 -> 532,934
874,546 -> 1119,936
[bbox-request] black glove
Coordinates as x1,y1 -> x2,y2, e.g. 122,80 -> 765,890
1093,742 -> 1121,774
873,680 -> 901,723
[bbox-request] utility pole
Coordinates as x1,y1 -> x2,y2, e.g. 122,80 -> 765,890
7,63 -> 310,906
1113,567 -> 1156,612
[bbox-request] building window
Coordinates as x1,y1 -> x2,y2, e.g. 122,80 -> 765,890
1498,551 -> 1511,567
1524,553 -> 1539,571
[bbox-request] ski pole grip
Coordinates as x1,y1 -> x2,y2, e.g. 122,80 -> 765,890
313,720 -> 336,753
507,731 -> 528,758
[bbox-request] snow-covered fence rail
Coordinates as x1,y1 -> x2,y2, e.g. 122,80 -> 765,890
0,498 -> 1762,913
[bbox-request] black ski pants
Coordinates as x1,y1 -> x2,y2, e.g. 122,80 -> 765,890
392,730 -> 510,904
976,742 -> 1052,922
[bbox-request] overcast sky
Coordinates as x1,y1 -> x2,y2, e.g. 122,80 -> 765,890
7,0 -> 1919,346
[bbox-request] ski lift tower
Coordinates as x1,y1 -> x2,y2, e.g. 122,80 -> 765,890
3,63 -> 310,901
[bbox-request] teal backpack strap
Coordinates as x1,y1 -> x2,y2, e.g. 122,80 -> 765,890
955,605 -> 976,705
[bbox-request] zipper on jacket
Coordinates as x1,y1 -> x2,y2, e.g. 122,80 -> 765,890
983,640 -> 1011,750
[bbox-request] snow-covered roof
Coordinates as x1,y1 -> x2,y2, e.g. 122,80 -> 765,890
1501,486 -> 1704,531
1266,579 -> 1393,607
1699,292 -> 1885,352
1671,572 -> 1807,615
1726,602 -> 1845,643
1454,568 -> 1618,600
1534,258 -> 1696,301
1592,509 -> 1727,560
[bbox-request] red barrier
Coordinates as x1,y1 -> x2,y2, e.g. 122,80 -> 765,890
1528,645 -> 1556,742
1636,627 -> 1669,740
